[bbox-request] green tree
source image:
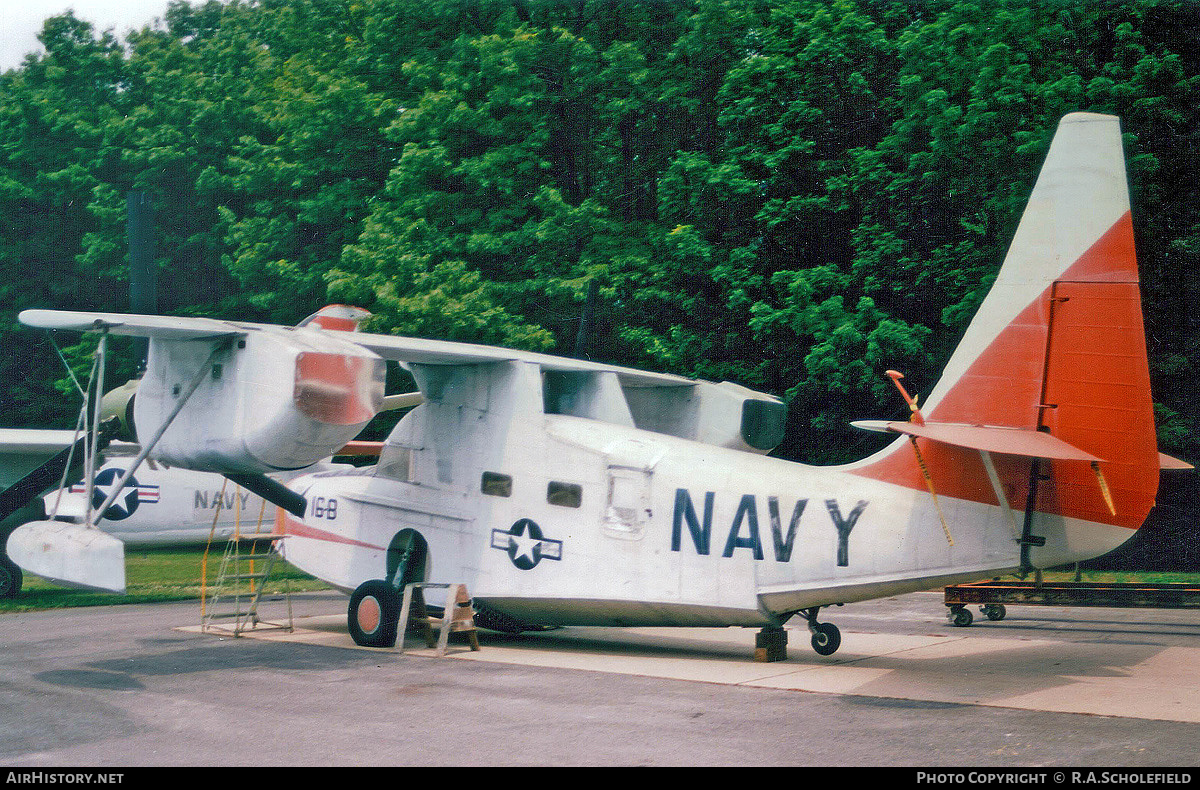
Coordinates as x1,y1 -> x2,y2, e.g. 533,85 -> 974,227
0,13 -> 135,425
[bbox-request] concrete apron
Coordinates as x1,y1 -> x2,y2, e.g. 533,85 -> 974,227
177,615 -> 1200,725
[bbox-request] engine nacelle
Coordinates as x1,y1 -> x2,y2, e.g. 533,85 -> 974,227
99,377 -> 140,441
622,380 -> 787,454
135,327 -> 385,474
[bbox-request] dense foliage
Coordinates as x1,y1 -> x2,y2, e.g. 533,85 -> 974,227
2,0 -> 1197,481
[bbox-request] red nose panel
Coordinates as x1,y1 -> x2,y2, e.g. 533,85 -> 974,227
294,352 -> 384,425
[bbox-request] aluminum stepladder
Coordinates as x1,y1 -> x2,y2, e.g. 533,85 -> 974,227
201,482 -> 293,637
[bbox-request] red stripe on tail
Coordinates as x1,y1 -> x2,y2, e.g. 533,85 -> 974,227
853,212 -> 1158,529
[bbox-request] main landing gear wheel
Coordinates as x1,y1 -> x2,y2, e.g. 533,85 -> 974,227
348,579 -> 401,648
800,607 -> 842,656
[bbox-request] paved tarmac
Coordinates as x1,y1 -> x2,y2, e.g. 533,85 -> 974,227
3,590 -> 1200,767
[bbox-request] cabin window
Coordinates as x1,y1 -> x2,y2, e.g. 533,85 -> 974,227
376,445 -> 415,482
481,471 -> 512,497
608,474 -> 640,525
547,481 -> 582,508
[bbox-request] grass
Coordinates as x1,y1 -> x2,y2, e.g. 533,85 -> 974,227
5,550 -> 1198,614
1,543 -> 331,613
1034,568 -> 1200,585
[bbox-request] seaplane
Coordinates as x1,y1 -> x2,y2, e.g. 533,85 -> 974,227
5,113 -> 1180,657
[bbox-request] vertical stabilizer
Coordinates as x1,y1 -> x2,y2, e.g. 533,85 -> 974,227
856,113 -> 1158,533
922,113 -> 1138,428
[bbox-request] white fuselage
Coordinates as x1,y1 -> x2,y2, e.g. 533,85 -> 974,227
276,360 -> 1135,627
9,115 -> 1158,618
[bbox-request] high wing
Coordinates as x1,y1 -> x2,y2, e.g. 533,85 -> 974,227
18,309 -> 695,389
17,310 -> 243,340
18,308 -> 782,479
349,332 -> 696,389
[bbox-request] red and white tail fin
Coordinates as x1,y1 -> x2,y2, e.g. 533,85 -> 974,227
297,304 -> 372,332
857,113 -> 1159,532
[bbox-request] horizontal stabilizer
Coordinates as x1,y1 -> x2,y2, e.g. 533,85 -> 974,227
6,521 -> 126,593
849,114 -> 1158,531
1160,452 -> 1194,471
851,420 -> 1104,462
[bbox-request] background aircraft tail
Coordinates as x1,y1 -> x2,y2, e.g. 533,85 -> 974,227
855,113 -> 1159,541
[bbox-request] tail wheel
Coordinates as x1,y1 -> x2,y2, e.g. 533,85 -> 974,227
348,579 -> 400,647
810,622 -> 841,656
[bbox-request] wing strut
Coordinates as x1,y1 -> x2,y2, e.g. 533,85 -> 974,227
7,333 -> 231,593
977,450 -> 1024,540
83,332 -> 109,525
1091,461 -> 1117,516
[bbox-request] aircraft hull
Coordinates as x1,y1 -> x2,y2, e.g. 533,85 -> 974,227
277,414 -> 1139,628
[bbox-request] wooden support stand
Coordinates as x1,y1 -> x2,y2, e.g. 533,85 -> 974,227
398,583 -> 480,656
754,626 -> 788,662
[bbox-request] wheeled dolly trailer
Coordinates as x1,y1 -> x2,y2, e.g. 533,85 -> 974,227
944,579 -> 1200,627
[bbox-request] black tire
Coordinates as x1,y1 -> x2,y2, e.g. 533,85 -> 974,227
347,580 -> 400,648
983,604 -> 1007,621
950,606 -> 974,627
0,556 -> 20,599
386,529 -> 428,589
811,622 -> 841,656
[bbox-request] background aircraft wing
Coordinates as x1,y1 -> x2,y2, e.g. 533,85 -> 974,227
0,428 -> 80,491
